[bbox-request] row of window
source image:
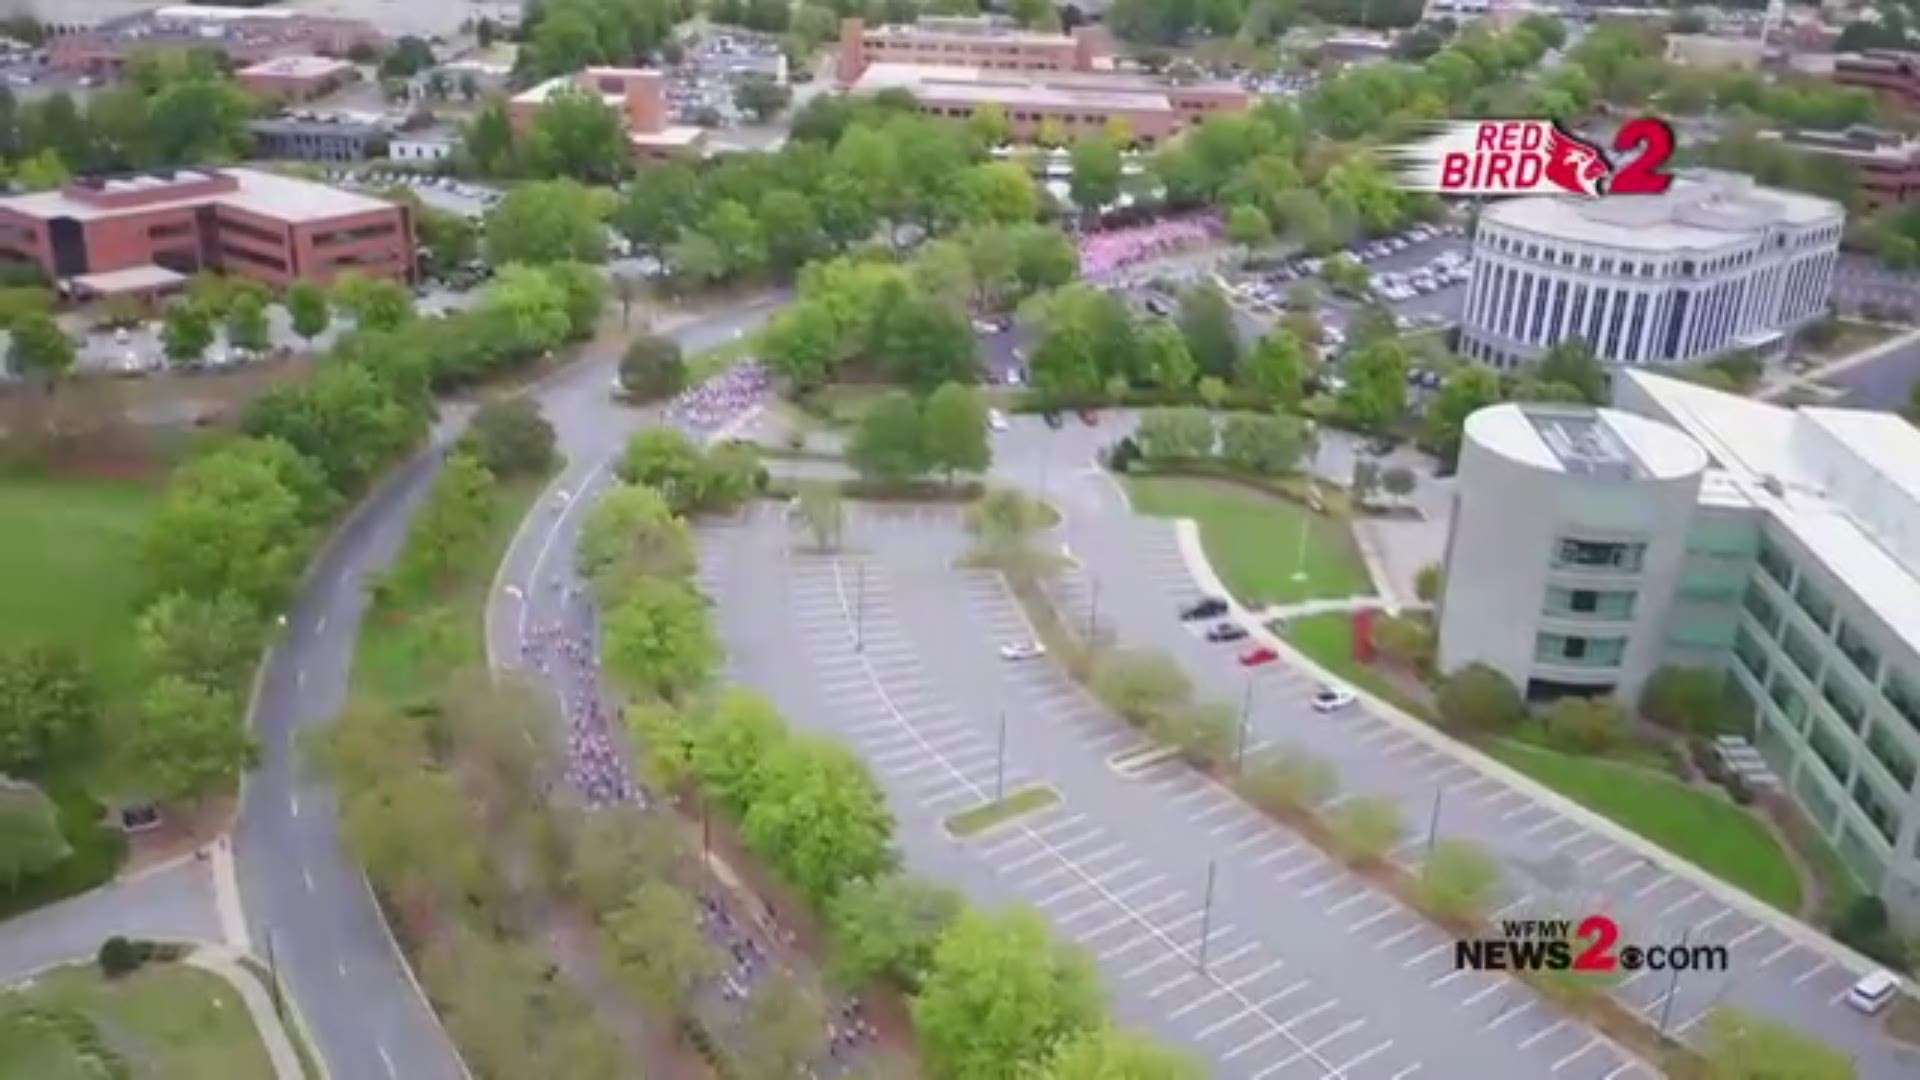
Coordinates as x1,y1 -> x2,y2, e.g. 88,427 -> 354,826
1479,222 -> 1841,279
312,221 -> 398,248
1543,586 -> 1636,619
221,243 -> 286,272
218,217 -> 286,246
1534,633 -> 1627,667
1552,538 -> 1646,572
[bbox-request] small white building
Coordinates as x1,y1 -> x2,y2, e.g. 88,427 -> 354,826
390,129 -> 459,163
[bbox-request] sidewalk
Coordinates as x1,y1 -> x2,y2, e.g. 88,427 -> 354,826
188,945 -> 308,1080
1757,324 -> 1920,402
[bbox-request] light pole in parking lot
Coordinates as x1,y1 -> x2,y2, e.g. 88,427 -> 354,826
1086,576 -> 1101,644
1196,859 -> 1218,972
1657,927 -> 1691,1036
995,708 -> 1008,802
1424,786 -> 1445,857
1234,676 -> 1254,772
854,563 -> 865,653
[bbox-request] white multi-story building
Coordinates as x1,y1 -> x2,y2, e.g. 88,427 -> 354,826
1458,170 -> 1845,372
1438,371 -> 1920,920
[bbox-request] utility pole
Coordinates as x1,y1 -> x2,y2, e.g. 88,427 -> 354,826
854,562 -> 865,653
1234,676 -> 1254,772
1196,859 -> 1218,973
1425,786 -> 1445,857
1658,928 -> 1690,1037
995,708 -> 1008,802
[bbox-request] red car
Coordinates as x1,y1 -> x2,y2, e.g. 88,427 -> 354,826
1238,646 -> 1278,667
1077,407 -> 1100,425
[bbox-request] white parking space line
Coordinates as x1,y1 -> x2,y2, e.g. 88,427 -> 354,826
1376,923 -> 1425,950
1208,816 -> 1261,838
1255,843 -> 1303,867
1076,892 -> 1187,943
1347,906 -> 1399,933
1300,873 -> 1350,900
1604,859 -> 1644,883
1275,859 -> 1327,885
1333,1040 -> 1395,1075
1692,909 -> 1732,935
1228,830 -> 1276,855
1520,815 -> 1570,839
1792,959 -> 1831,985
1405,942 -> 1452,968
1759,940 -> 1798,966
1325,890 -> 1376,916
1725,924 -> 1765,951
1631,875 -> 1677,900
1519,1020 -> 1565,1048
1116,914 -> 1213,973
1189,800 -> 1242,824
1550,1038 -> 1599,1072
1485,1000 -> 1534,1031
1461,980 -> 1506,1007
1657,891 -> 1704,919
1173,957 -> 1285,1020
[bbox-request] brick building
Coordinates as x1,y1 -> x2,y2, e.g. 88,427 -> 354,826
835,16 -> 1109,82
1767,126 -> 1920,214
49,6 -> 379,78
237,55 -> 358,102
1834,50 -> 1920,112
0,168 -> 414,299
509,67 -> 704,160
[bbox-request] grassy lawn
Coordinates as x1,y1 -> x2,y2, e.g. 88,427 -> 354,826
0,962 -> 275,1080
1797,318 -> 1900,364
1488,740 -> 1803,912
0,478 -> 158,708
1278,613 -> 1431,718
944,785 -> 1060,838
1125,476 -> 1371,606
354,472 -> 553,705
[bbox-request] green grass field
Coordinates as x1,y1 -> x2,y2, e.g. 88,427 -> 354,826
0,478 -> 159,706
1125,476 -> 1371,606
1488,740 -> 1803,912
944,785 -> 1060,838
0,962 -> 274,1080
1280,612 -> 1428,716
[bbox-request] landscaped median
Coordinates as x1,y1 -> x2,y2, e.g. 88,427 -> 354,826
942,784 -> 1060,839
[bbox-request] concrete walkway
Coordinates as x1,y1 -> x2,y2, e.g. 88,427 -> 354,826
1758,324 -> 1920,402
187,945 -> 308,1080
1170,518 -> 1890,984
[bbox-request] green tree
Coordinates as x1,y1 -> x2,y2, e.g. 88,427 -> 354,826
617,332 -> 687,401
867,282 -> 978,390
1242,746 -> 1340,815
1535,339 -> 1607,405
922,383 -> 991,484
734,73 -> 793,122
527,90 -> 628,183
613,162 -> 698,256
960,162 -> 1038,225
603,881 -> 720,1021
616,427 -> 708,513
1331,796 -> 1403,864
1046,1027 -> 1203,1080
131,674 -> 255,801
1322,252 -> 1371,296
692,688 -> 789,816
602,578 -> 717,700
463,96 -> 518,175
287,280 -> 329,343
1422,365 -> 1502,464
1541,695 -> 1629,754
828,873 -> 964,990
1336,338 -> 1409,433
0,647 -> 99,777
1011,224 -> 1077,294
1091,648 -> 1193,728
576,485 -> 695,598
1137,320 -> 1196,391
0,781 -> 69,888
1225,203 -> 1273,250
1640,665 -> 1732,736
701,199 -> 767,279
135,591 -> 260,690
742,735 -> 896,905
391,451 -> 497,593
224,291 -> 270,353
1420,840 -> 1503,920
1134,407 -> 1214,462
486,179 -> 608,265
789,480 -> 846,552
1435,663 -> 1526,734
145,441 -> 310,611
1701,1008 -> 1854,1080
913,908 -> 1106,1080
968,103 -> 1011,147
1219,413 -> 1306,475
331,272 -> 413,332
5,312 -> 73,385
1177,283 -> 1240,381
760,300 -> 838,389
13,148 -> 69,191
847,391 -> 930,484
738,971 -> 826,1079
1068,135 -> 1123,215
1242,329 -> 1306,408
460,397 -> 556,478
760,188 -> 824,274
162,303 -> 214,365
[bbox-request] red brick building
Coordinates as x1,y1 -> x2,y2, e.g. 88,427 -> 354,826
1834,50 -> 1920,112
836,16 -> 1110,83
50,7 -> 379,78
509,67 -> 705,161
1770,127 -> 1920,214
0,168 -> 415,299
236,55 -> 358,102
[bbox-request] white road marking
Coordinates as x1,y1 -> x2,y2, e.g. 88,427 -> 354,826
302,867 -> 315,894
377,1043 -> 397,1078
1376,923 -> 1424,949
1550,1037 -> 1600,1072
295,669 -> 306,689
1519,1020 -> 1566,1048
288,794 -> 299,818
1485,1000 -> 1534,1030
1759,940 -> 1797,966
1325,890 -> 1375,916
1725,924 -> 1765,951
1347,907 -> 1398,934
1692,908 -> 1733,934
1462,980 -> 1505,1006
1791,959 -> 1831,985
314,615 -> 326,633
1332,1039 -> 1394,1075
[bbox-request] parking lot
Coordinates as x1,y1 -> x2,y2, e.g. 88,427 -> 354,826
1016,437 -> 1911,1078
696,500 -> 1657,1080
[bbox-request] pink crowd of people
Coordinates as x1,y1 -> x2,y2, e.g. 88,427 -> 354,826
667,359 -> 773,434
521,617 -> 639,810
1078,212 -> 1224,280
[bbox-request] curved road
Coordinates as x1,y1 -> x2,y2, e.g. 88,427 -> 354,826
234,299 -> 782,1080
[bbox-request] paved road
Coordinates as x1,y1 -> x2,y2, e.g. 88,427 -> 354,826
1822,335 -> 1920,411
693,501 -> 1651,1080
984,415 -> 1917,1080
0,859 -> 222,984
235,301 -> 781,1080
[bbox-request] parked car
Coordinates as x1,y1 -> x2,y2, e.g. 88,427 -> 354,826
1238,646 -> 1279,667
999,641 -> 1046,662
1845,970 -> 1899,1015
1043,411 -> 1064,429
988,408 -> 1009,432
1311,687 -> 1357,712
1180,597 -> 1229,621
1205,622 -> 1249,643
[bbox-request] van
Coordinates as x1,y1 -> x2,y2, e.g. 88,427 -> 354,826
1845,970 -> 1899,1015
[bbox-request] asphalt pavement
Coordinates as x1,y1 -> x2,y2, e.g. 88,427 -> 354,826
0,859 -> 222,983
235,299 -> 782,1080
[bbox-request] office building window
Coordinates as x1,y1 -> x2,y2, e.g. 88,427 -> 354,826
1781,621 -> 1822,682
1822,674 -> 1866,732
1733,624 -> 1769,681
1807,715 -> 1852,787
1793,576 -> 1835,633
1884,671 -> 1920,738
1757,537 -> 1794,588
1765,669 -> 1803,728
1835,620 -> 1881,684
1850,775 -> 1899,845
1544,587 -> 1635,618
1741,582 -> 1780,633
1864,720 -> 1916,793
1552,539 -> 1646,571
1533,634 -> 1626,667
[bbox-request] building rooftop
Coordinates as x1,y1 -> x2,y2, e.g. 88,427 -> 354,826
1482,169 -> 1843,252
851,62 -> 1174,112
239,55 -> 353,79
152,5 -> 296,20
863,19 -> 1075,46
0,167 -> 398,225
1621,370 -> 1920,651
1469,403 -> 1708,480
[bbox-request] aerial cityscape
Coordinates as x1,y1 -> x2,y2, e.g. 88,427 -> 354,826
2,1 -> 1920,1078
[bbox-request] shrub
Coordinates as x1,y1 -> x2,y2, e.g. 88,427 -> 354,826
1434,664 -> 1525,734
459,397 -> 557,478
1640,665 -> 1732,735
1414,563 -> 1443,603
1240,747 -> 1339,815
1372,614 -> 1434,671
97,936 -> 142,978
618,333 -> 687,401
1331,796 -> 1403,864
1419,840 -> 1503,921
1091,649 -> 1193,729
1540,696 -> 1629,754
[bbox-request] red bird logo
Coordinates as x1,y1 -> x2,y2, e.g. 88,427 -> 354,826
1542,124 -> 1612,198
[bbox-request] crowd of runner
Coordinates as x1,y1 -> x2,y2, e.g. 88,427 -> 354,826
666,359 -> 772,434
1078,212 -> 1223,280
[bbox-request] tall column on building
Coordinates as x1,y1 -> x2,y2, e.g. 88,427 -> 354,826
838,18 -> 869,85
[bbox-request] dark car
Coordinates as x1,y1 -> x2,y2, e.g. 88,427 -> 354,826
1366,436 -> 1399,456
1042,411 -> 1065,429
1205,622 -> 1249,642
1180,597 -> 1229,621
1144,295 -> 1173,317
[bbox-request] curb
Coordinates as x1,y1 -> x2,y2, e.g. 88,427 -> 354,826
1169,518 -> 1898,989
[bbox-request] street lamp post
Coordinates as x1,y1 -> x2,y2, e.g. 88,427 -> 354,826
1086,576 -> 1101,643
854,563 -> 865,653
265,926 -> 285,1021
1425,786 -> 1446,857
1234,676 -> 1254,772
1657,927 -> 1691,1037
1196,859 -> 1219,972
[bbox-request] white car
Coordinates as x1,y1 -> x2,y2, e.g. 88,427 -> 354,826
988,408 -> 1009,431
999,641 -> 1046,661
1845,970 -> 1899,1015
1311,687 -> 1357,713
